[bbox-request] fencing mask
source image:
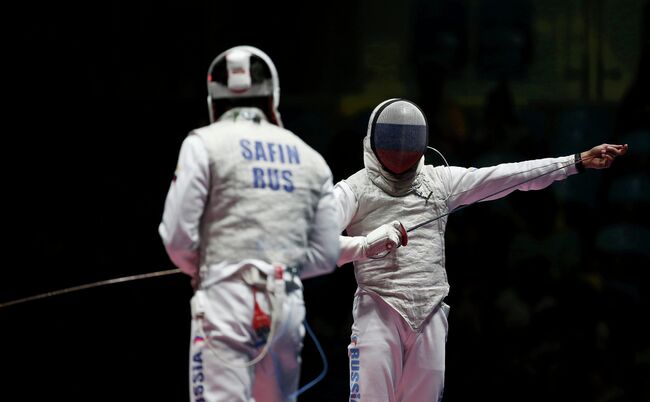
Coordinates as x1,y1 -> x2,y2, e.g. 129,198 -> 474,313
206,46 -> 282,126
369,99 -> 428,175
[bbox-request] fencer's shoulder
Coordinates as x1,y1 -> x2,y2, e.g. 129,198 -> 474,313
340,169 -> 369,192
188,125 -> 227,153
171,128 -> 207,152
191,121 -> 228,139
422,163 -> 445,174
422,163 -> 464,179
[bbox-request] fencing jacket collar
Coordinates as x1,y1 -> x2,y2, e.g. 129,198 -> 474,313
218,107 -> 267,124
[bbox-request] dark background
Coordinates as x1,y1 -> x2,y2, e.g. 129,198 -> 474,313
2,0 -> 649,401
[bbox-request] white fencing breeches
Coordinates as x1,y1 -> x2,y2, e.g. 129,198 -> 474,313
348,289 -> 449,402
189,275 -> 306,402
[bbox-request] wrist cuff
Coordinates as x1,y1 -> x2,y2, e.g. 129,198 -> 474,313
575,153 -> 585,173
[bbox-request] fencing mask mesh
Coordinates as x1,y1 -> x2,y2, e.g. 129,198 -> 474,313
369,99 -> 428,175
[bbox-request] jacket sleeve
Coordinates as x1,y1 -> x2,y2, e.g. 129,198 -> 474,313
299,174 -> 341,279
446,155 -> 578,211
158,134 -> 210,277
333,180 -> 358,232
332,180 -> 367,267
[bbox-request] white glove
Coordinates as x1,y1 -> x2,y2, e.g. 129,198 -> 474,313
364,220 -> 406,258
337,221 -> 407,266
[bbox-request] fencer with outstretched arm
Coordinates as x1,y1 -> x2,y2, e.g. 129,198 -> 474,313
334,98 -> 627,402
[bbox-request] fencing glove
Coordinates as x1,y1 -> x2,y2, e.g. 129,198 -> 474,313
337,221 -> 407,266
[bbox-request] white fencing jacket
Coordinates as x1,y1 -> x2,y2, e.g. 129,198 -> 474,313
335,136 -> 579,329
160,108 -> 340,285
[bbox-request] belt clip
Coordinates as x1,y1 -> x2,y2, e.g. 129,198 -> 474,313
272,264 -> 286,295
274,265 -> 284,280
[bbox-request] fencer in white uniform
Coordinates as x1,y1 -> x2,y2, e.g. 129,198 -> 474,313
159,46 -> 340,402
334,98 -> 628,402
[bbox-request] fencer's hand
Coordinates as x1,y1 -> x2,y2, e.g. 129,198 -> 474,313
364,221 -> 408,258
580,143 -> 628,170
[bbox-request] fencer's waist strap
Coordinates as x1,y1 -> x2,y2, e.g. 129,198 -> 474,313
198,261 -> 302,292
283,265 -> 301,293
239,264 -> 301,293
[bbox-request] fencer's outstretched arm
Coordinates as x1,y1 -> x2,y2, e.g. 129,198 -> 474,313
333,180 -> 406,266
444,143 -> 628,211
299,177 -> 342,279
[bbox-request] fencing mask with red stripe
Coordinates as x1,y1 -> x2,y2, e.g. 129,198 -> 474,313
369,99 -> 429,175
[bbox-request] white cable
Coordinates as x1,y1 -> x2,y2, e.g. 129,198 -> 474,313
426,146 -> 453,202
427,146 -> 450,167
197,280 -> 285,369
